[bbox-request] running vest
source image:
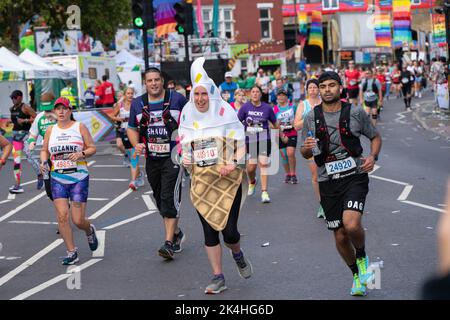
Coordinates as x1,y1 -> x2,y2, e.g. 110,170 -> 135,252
48,122 -> 88,184
119,102 -> 130,130
313,103 -> 363,168
10,103 -> 31,131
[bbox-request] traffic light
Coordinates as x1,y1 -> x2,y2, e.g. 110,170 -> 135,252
173,0 -> 194,35
132,0 -> 155,29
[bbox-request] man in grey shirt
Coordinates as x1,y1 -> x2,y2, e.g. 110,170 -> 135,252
300,71 -> 382,297
359,69 -> 382,127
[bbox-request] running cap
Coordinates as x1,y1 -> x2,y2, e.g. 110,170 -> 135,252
40,91 -> 56,111
53,97 -> 72,109
318,71 -> 342,85
276,88 -> 288,96
225,72 -> 233,78
10,90 -> 23,98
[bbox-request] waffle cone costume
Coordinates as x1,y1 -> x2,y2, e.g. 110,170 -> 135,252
179,58 -> 247,231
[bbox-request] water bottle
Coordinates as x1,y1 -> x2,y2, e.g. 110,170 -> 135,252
42,162 -> 50,180
307,131 -> 321,156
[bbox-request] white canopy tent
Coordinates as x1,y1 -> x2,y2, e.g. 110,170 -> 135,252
19,49 -> 76,79
115,49 -> 146,72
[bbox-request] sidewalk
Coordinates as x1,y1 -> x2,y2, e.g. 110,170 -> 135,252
413,97 -> 450,140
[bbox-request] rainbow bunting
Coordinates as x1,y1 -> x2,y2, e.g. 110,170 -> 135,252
154,0 -> 179,38
308,11 -> 323,50
392,0 -> 412,48
297,11 -> 308,46
432,14 -> 446,47
374,12 -> 391,47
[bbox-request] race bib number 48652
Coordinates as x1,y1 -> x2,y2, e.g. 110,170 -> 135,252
53,160 -> 77,172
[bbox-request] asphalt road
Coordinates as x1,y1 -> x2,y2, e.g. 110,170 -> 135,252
0,92 -> 448,300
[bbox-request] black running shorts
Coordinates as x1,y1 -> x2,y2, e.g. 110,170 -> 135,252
279,136 -> 298,149
246,139 -> 272,160
319,173 -> 369,231
347,88 -> 360,99
364,100 -> 378,109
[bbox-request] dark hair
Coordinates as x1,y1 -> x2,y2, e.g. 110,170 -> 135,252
102,75 -> 108,81
251,85 -> 263,94
318,71 -> 342,85
439,56 -> 447,63
306,79 -> 319,90
167,80 -> 176,86
432,58 -> 437,62
145,67 -> 162,77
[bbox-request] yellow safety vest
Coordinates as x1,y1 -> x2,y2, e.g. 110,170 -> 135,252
60,87 -> 77,107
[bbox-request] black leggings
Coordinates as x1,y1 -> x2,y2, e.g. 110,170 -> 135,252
198,185 -> 242,247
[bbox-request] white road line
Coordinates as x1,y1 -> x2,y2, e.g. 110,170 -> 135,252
102,211 -> 155,230
0,192 -> 47,223
0,239 -> 63,287
21,179 -> 37,187
87,160 -> 96,166
11,258 -> 102,300
8,220 -> 58,225
88,189 -> 133,220
369,165 -> 381,174
0,256 -> 21,260
90,178 -> 128,182
144,190 -> 153,195
93,165 -> 125,168
7,193 -> 16,200
142,194 -> 157,211
370,175 -> 410,186
92,231 -> 106,258
401,200 -> 445,213
397,185 -> 414,201
87,198 -> 109,201
0,200 -> 11,205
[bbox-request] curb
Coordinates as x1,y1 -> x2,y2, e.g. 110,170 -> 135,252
412,99 -> 450,141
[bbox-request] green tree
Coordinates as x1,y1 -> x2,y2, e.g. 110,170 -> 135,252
0,0 -> 131,53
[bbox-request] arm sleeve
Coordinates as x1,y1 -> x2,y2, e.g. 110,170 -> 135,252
128,99 -> 139,129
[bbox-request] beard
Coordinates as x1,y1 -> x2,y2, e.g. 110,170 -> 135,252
322,94 -> 340,104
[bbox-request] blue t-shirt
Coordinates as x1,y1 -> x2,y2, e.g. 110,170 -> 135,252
237,102 -> 277,143
84,90 -> 95,108
128,90 -> 187,159
219,81 -> 239,102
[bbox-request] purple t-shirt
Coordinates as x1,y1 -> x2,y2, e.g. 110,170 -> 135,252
237,101 -> 277,142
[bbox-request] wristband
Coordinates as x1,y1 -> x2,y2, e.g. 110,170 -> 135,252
27,137 -> 36,144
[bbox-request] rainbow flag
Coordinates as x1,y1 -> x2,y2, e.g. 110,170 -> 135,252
154,0 -> 179,38
432,14 -> 446,47
297,11 -> 308,46
374,13 -> 391,47
308,11 -> 323,50
392,0 -> 412,48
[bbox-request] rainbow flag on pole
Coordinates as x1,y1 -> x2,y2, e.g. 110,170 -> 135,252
392,0 -> 412,48
154,0 -> 179,38
297,11 -> 308,46
374,12 -> 391,47
308,11 -> 323,50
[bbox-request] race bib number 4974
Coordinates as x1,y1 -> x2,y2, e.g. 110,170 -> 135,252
148,143 -> 170,154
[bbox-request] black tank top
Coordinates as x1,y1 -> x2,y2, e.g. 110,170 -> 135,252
10,103 -> 31,131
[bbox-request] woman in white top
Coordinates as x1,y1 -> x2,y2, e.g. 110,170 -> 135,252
40,97 -> 98,265
110,87 -> 143,190
294,79 -> 324,218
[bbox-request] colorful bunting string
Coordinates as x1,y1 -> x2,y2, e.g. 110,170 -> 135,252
308,11 -> 323,50
374,12 -> 392,47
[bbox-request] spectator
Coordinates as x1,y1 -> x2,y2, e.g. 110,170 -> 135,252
219,72 -> 239,102
101,75 -> 115,108
83,83 -> 96,109
167,80 -> 176,90
60,80 -> 78,109
94,80 -> 103,108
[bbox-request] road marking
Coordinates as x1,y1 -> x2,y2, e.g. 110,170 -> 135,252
397,185 -> 414,201
102,211 -> 155,230
90,178 -> 128,182
92,231 -> 106,258
142,194 -> 157,211
392,210 -> 400,213
21,179 -> 37,187
401,200 -> 444,213
0,239 -> 63,287
0,200 -> 11,205
87,198 -> 109,201
93,165 -> 125,168
7,193 -> 16,200
370,175 -> 410,186
0,192 -> 47,223
8,220 -> 58,225
11,259 -> 102,300
88,189 -> 133,220
369,165 -> 381,174
144,190 -> 153,195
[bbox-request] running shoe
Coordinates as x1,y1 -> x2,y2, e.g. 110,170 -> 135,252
204,275 -> 227,294
9,185 -> 24,194
233,251 -> 253,279
62,248 -> 79,265
284,175 -> 291,183
87,224 -> 99,251
247,179 -> 257,196
350,273 -> 367,296
129,180 -> 137,191
136,171 -> 145,187
261,191 -> 271,203
317,205 -> 326,219
357,255 -> 375,285
158,241 -> 174,260
290,175 -> 298,184
172,229 -> 186,253
123,156 -> 131,167
37,175 -> 44,190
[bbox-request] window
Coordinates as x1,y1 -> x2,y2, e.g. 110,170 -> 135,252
322,0 -> 339,10
259,8 -> 272,40
196,6 -> 235,39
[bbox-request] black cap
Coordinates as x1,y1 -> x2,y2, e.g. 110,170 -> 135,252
276,88 -> 288,96
10,90 -> 23,99
318,71 -> 342,85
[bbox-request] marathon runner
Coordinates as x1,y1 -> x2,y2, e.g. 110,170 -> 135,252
294,79 -> 324,218
400,65 -> 414,111
391,65 -> 402,98
273,88 -> 298,184
127,67 -> 187,261
8,90 -> 40,194
179,57 -> 252,294
344,61 -> 361,105
40,97 -> 98,265
300,71 -> 382,296
110,86 -> 144,190
230,89 -> 246,112
359,69 -> 383,127
0,134 -> 12,171
238,86 -> 279,203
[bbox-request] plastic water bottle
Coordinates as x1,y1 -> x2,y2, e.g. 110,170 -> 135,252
42,162 -> 50,180
307,131 -> 321,156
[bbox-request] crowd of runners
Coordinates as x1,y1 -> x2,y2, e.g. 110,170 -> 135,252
0,56 -> 448,297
